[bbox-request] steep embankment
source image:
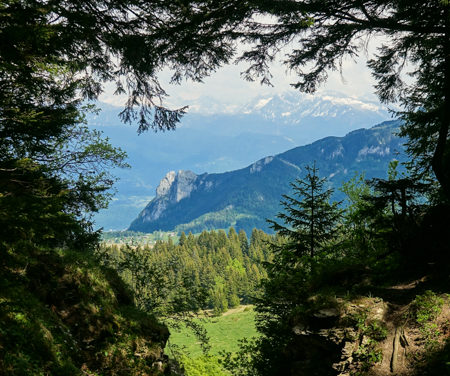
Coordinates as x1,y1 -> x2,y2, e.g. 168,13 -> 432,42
0,248 -> 169,376
129,120 -> 406,234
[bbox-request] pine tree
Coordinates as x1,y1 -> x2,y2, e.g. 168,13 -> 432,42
238,229 -> 249,255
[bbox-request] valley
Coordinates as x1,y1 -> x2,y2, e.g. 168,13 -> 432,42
166,305 -> 257,358
90,91 -> 392,231
128,120 -> 406,235
3,4 -> 450,374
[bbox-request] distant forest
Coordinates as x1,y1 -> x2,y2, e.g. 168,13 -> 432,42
101,228 -> 275,316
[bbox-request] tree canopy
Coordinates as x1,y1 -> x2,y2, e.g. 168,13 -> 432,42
101,228 -> 274,316
0,0 -> 197,132
133,0 -> 449,197
3,1 -> 448,195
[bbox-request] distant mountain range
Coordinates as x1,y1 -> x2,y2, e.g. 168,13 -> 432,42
89,91 -> 393,230
128,120 -> 406,235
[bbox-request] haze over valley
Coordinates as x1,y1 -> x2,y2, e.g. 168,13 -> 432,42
90,90 -> 393,230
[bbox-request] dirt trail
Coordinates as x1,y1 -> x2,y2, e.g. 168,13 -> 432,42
222,305 -> 254,316
364,277 -> 449,376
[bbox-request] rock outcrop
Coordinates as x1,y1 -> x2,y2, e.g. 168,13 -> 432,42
128,121 -> 407,234
283,283 -> 450,376
137,170 -> 200,223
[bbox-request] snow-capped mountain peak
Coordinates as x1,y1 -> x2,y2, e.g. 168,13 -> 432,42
241,91 -> 388,121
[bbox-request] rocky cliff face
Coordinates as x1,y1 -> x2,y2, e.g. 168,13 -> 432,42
135,170 -> 201,224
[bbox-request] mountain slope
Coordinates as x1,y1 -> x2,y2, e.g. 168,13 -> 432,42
90,91 -> 390,230
0,248 -> 169,375
129,120 -> 406,235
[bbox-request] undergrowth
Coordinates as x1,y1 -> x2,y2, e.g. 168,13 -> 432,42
351,308 -> 387,375
411,290 -> 444,350
0,247 -> 169,376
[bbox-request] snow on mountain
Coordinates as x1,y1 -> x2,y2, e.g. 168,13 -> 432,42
89,90 -> 389,128
241,91 -> 388,123
88,90 -> 393,230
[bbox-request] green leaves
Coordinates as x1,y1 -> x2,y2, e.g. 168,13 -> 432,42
100,228 -> 273,317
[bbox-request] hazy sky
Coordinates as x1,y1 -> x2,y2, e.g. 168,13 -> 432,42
100,50 -> 380,112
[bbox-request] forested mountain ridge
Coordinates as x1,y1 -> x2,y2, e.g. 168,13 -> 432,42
129,120 -> 406,234
91,91 -> 390,230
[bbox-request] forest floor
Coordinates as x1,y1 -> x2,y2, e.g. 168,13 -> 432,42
333,270 -> 450,376
367,276 -> 450,376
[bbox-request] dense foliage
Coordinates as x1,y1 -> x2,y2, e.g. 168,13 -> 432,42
0,0 -> 193,132
0,1 -> 197,374
221,163 -> 449,376
101,228 -> 274,316
243,165 -> 345,375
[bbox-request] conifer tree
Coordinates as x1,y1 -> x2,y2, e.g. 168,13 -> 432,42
267,162 -> 342,261
241,164 -> 343,376
178,232 -> 187,246
360,162 -> 430,257
238,229 -> 249,255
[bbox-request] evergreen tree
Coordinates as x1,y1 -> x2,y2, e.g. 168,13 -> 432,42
238,229 -> 249,256
267,162 -> 343,261
103,229 -> 275,315
241,165 -> 343,375
179,232 -> 187,246
360,162 -> 430,257
339,172 -> 375,259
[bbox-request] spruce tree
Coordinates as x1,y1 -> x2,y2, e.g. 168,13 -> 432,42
242,164 -> 343,376
267,162 -> 343,261
238,229 -> 249,256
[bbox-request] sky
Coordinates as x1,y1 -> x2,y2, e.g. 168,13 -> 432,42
99,48 -> 380,113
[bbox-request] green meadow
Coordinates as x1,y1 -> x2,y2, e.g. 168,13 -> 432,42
166,305 -> 258,358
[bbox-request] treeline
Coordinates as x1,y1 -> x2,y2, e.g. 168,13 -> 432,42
100,228 -> 275,315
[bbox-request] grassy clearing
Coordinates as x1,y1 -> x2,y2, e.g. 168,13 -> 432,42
166,305 -> 258,358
